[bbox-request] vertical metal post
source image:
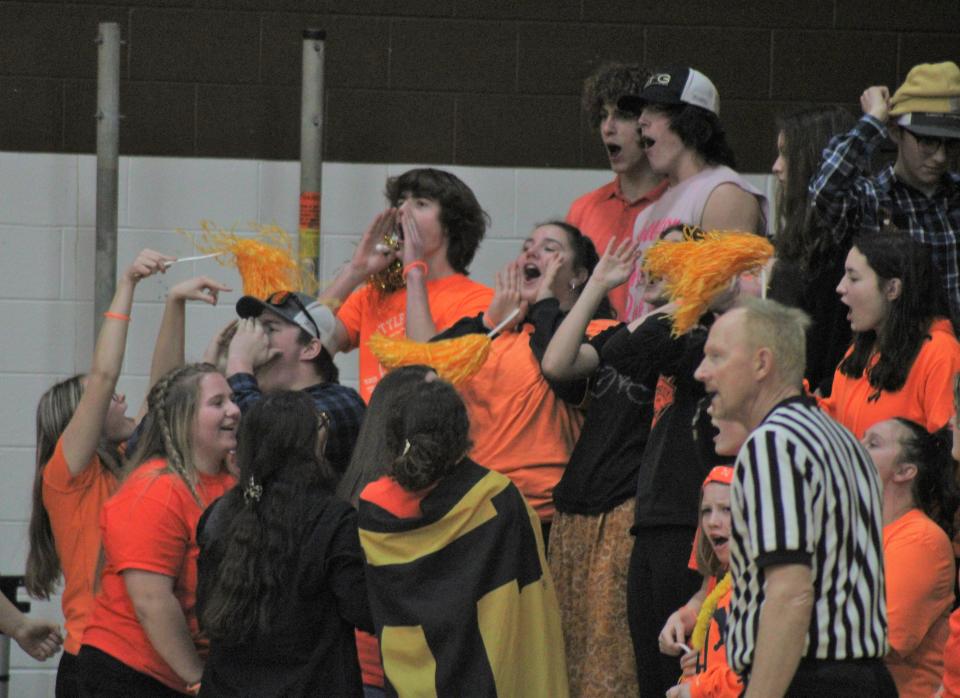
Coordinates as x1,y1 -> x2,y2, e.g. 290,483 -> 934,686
299,28 -> 325,286
94,22 -> 121,339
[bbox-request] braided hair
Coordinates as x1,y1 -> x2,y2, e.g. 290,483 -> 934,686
127,363 -> 220,504
893,419 -> 960,540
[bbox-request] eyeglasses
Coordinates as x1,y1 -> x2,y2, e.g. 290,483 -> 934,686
266,291 -> 322,340
904,129 -> 960,158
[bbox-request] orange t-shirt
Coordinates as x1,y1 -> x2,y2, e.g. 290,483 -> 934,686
567,178 -> 669,320
41,437 -> 119,655
943,601 -> 960,698
883,508 -> 954,698
820,318 -> 960,438
336,274 -> 493,402
457,320 -> 614,521
82,459 -> 234,692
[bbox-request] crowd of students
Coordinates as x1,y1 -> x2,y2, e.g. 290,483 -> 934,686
16,58 -> 960,697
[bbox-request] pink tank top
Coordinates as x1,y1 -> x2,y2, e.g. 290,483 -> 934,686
625,165 -> 768,320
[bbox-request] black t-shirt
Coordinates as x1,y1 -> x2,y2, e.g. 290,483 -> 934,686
196,487 -> 373,698
601,312 -> 721,529
553,324 -> 657,515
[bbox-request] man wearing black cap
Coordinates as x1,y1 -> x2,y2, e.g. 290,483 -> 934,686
810,61 -> 960,329
615,66 -> 766,321
226,291 -> 365,474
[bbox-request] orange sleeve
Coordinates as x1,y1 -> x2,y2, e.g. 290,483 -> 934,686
687,663 -> 743,698
918,336 -> 960,433
432,282 -> 492,331
104,475 -> 190,578
943,607 -> 960,698
42,437 -> 98,492
885,524 -> 955,657
336,286 -> 368,350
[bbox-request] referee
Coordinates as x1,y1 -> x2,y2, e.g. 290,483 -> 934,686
695,298 -> 895,696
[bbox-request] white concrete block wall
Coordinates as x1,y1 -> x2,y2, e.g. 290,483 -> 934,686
0,150 -> 776,695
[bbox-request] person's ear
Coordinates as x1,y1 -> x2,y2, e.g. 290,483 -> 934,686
893,461 -> 917,484
299,338 -> 322,362
754,347 -> 774,381
884,277 -> 903,302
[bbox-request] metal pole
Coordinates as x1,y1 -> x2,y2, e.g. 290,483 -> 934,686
299,28 -> 325,286
94,22 -> 120,339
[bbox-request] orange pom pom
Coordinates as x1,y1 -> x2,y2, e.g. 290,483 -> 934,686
367,333 -> 493,385
643,230 -> 774,335
180,222 -> 317,298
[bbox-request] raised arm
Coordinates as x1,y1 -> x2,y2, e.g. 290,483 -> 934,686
808,86 -> 890,242
401,207 -> 438,342
140,276 -> 231,421
61,249 -> 172,476
319,209 -> 399,353
541,238 -> 639,381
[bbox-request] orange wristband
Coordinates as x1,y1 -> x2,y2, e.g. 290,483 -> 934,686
103,311 -> 131,322
402,261 -> 428,279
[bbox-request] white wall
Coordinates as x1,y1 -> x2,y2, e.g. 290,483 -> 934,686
0,150 -> 777,695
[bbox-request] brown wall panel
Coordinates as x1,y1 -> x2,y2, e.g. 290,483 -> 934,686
518,21 -> 645,95
0,1 -> 956,171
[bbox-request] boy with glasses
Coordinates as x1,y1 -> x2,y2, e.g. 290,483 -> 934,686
810,61 -> 960,329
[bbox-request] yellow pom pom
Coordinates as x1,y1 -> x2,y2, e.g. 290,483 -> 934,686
643,231 -> 774,335
367,333 -> 493,385
180,222 -> 317,298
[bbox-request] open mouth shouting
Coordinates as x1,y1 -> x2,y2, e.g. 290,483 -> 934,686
639,135 -> 656,150
709,534 -> 729,552
523,263 -> 542,283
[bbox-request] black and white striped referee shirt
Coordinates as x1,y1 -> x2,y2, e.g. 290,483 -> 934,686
726,396 -> 887,675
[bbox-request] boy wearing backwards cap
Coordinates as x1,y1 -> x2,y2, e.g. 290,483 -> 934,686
227,291 -> 365,475
810,61 -> 960,329
616,66 -> 767,320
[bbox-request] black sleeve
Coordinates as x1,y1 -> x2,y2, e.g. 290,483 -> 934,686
318,506 -> 375,634
430,313 -> 487,341
527,298 -> 589,406
600,313 -> 682,381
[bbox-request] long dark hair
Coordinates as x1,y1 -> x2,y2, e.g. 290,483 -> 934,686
838,230 -> 949,396
26,375 -> 122,598
540,220 -> 616,320
387,381 -> 472,492
335,365 -> 436,506
893,419 -> 960,539
774,105 -> 855,270
200,391 -> 336,642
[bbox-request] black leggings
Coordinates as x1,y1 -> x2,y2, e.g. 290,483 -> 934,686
743,657 -> 898,697
77,645 -> 183,698
55,651 -> 79,698
626,525 -> 702,698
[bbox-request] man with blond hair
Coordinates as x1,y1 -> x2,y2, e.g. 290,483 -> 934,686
694,298 -> 894,696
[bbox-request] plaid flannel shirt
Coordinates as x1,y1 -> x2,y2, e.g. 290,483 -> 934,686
809,114 -> 960,327
228,372 -> 365,475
